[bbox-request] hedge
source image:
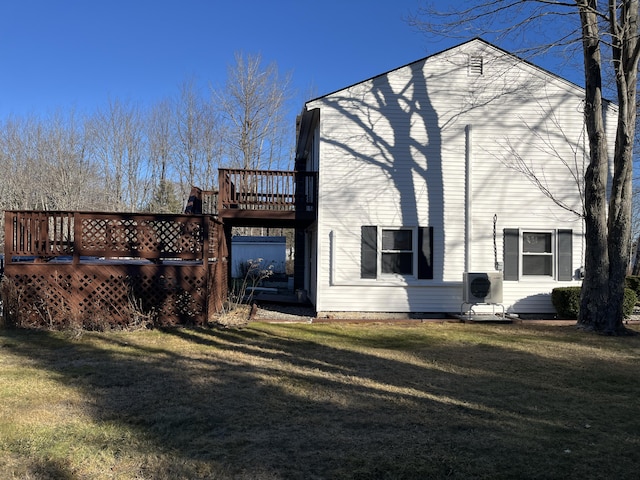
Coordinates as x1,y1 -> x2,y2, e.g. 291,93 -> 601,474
551,286 -> 637,319
625,276 -> 640,298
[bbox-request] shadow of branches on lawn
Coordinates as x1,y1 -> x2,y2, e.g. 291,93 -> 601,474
3,324 -> 640,479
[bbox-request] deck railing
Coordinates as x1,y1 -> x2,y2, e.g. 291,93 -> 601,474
185,186 -> 218,215
5,211 -> 225,262
218,168 -> 316,213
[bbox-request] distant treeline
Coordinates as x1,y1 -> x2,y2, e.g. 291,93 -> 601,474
0,53 -> 295,229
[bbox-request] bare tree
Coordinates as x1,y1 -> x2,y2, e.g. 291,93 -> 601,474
410,0 -> 640,334
173,78 -> 223,199
39,111 -> 107,211
0,112 -> 106,211
498,95 -> 588,219
0,116 -> 40,210
0,112 -> 109,248
215,52 -> 294,170
146,99 -> 182,213
87,98 -> 151,211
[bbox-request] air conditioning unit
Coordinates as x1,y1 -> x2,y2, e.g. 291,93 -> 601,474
463,272 -> 503,304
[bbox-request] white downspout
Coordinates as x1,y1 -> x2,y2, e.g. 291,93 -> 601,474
465,125 -> 472,273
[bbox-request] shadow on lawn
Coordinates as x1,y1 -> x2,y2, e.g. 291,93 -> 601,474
3,324 -> 640,479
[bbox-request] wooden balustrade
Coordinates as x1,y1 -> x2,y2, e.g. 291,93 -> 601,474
218,169 -> 316,219
2,166 -> 318,328
4,211 -> 225,263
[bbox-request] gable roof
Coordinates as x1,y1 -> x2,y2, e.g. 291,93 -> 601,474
305,37 -> 585,105
296,38 -> 606,162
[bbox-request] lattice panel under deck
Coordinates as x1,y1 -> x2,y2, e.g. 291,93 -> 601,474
5,264 -> 211,328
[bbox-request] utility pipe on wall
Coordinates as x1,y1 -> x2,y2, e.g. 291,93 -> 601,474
465,124 -> 472,273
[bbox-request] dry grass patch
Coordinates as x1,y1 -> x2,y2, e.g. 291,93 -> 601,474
1,322 -> 640,479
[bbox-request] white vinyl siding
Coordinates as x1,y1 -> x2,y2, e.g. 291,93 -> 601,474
304,39 -> 615,314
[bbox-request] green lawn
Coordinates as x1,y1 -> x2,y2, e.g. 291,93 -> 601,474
1,322 -> 640,479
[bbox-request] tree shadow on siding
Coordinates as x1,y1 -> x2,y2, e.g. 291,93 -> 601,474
318,60 -> 444,310
314,48 -> 586,313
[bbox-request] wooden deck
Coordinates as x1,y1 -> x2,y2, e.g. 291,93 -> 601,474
2,169 -> 318,328
3,211 -> 228,328
217,168 -> 316,225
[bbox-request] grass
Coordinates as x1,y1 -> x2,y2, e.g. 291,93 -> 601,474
1,321 -> 640,479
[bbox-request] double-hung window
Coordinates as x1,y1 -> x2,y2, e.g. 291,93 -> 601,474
522,231 -> 553,276
503,229 -> 573,281
381,229 -> 413,275
361,226 -> 433,280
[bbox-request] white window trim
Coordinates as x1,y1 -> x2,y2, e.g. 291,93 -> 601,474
379,226 -> 418,280
520,230 -> 555,278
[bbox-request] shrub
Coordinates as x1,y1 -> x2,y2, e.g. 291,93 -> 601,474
623,288 -> 638,318
552,286 -> 637,319
625,276 -> 640,298
551,287 -> 582,319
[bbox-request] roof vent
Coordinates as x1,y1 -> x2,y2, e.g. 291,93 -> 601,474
468,55 -> 484,76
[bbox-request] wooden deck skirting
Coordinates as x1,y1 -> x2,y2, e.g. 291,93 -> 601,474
3,211 -> 228,328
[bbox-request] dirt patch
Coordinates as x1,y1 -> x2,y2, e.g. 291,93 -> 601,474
211,303 -> 315,326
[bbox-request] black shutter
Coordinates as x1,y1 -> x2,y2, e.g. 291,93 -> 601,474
504,228 -> 519,281
418,226 -> 434,279
361,226 -> 377,279
558,229 -> 573,281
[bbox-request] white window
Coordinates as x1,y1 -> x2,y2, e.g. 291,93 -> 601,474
504,229 -> 573,281
522,231 -> 553,276
361,226 -> 433,280
381,228 -> 414,275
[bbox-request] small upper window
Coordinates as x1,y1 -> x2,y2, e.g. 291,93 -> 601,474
468,55 -> 484,76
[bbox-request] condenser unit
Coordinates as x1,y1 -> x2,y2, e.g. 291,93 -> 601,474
463,272 -> 503,304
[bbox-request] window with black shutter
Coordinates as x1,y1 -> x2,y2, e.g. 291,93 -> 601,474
557,229 -> 573,281
417,227 -> 433,279
360,226 -> 433,280
503,229 -> 520,281
503,228 -> 573,281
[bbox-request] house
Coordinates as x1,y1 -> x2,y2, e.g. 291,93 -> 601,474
294,38 -> 616,315
2,39 -> 618,327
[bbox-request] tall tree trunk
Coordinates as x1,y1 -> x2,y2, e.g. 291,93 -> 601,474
577,0 -> 640,334
605,0 -> 639,333
577,1 -> 611,331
